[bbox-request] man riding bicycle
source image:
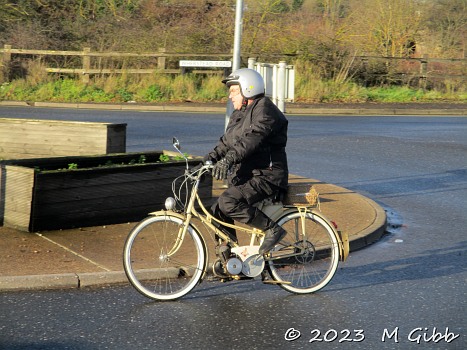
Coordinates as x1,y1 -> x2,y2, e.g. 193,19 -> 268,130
204,68 -> 289,256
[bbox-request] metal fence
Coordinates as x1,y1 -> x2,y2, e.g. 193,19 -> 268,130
248,58 -> 295,111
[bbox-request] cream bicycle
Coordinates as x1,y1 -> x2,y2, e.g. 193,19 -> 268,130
123,138 -> 349,301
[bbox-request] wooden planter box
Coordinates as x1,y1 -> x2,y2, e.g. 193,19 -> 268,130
0,152 -> 211,232
0,118 -> 126,160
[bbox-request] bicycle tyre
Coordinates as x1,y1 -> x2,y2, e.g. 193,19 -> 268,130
123,214 -> 206,301
267,210 -> 340,294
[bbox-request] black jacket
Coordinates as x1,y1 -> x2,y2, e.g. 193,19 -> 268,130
206,96 -> 288,189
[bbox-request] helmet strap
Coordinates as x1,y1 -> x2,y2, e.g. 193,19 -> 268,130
241,97 -> 248,111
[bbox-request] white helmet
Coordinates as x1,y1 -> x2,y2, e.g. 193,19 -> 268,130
222,68 -> 265,99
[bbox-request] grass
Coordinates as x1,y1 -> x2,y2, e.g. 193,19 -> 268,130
0,67 -> 465,104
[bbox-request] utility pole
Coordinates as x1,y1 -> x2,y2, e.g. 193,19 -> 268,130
225,0 -> 244,130
232,0 -> 243,73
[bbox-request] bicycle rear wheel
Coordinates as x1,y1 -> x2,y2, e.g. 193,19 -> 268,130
267,210 -> 340,294
123,214 -> 206,301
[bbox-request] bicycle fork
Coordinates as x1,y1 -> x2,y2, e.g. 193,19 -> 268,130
166,173 -> 201,258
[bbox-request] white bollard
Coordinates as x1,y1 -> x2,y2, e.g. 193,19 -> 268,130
248,57 -> 256,69
277,61 -> 287,113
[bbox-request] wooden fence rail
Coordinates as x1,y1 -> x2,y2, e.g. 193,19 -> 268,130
1,44 -> 466,85
0,45 -> 233,83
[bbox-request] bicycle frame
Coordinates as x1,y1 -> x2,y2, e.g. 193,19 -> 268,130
149,163 -> 343,265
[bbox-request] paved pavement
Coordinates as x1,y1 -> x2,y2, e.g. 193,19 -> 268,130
0,100 -> 465,292
0,174 -> 387,291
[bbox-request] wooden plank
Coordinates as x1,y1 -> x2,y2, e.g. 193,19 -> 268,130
0,118 -> 126,159
34,165 -> 185,192
1,142 -> 106,153
0,129 -> 109,140
0,151 -> 164,171
45,68 -> 182,75
29,180 -> 212,231
3,165 -> 35,231
34,178 -> 174,204
32,187 -> 174,212
106,124 -> 126,153
0,132 -> 108,142
0,165 -> 4,225
0,119 -> 115,128
33,182 -> 211,214
0,130 -> 108,140
0,47 -> 232,58
1,142 -> 107,154
0,128 -> 109,138
0,137 -> 106,150
0,118 -> 121,128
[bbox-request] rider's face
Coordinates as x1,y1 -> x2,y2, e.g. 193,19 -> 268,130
228,85 -> 244,110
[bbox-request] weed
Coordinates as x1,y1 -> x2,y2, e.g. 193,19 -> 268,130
116,88 -> 133,102
159,153 -> 187,162
159,154 -> 170,162
145,84 -> 164,101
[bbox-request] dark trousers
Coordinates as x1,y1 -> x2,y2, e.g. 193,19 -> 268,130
211,177 -> 278,241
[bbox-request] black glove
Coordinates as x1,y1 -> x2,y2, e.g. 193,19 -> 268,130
212,157 -> 232,180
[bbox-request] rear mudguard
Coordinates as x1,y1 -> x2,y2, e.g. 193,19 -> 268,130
267,206 -> 349,262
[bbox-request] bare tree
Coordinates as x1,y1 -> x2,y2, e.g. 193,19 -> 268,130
423,0 -> 466,58
346,0 -> 423,57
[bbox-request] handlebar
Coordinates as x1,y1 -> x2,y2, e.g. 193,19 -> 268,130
189,161 -> 213,179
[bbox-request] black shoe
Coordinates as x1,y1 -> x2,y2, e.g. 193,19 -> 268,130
259,226 -> 287,255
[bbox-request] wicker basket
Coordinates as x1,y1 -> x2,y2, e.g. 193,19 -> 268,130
283,183 -> 319,206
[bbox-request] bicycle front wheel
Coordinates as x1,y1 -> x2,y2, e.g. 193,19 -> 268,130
267,210 -> 340,294
123,214 -> 206,301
